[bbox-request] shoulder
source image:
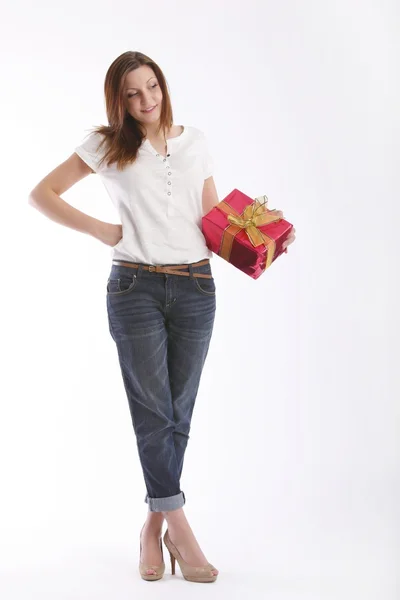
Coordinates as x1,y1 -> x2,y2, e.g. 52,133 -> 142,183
186,125 -> 207,140
185,126 -> 212,152
74,129 -> 108,174
76,129 -> 107,151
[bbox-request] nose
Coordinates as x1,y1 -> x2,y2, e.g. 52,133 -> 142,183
141,92 -> 154,109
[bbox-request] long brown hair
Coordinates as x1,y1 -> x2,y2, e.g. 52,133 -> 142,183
90,51 -> 174,171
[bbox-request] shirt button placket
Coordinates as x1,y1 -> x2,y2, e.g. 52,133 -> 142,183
156,152 -> 173,209
156,153 -> 172,202
164,158 -> 173,214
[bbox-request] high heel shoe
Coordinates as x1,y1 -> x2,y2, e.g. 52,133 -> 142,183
163,528 -> 218,583
139,525 -> 165,581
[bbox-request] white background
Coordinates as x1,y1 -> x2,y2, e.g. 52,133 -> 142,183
1,1 -> 398,598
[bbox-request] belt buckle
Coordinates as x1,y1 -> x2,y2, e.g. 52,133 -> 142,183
148,265 -> 156,272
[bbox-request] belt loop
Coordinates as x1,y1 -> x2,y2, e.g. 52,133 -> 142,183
137,264 -> 144,278
188,263 -> 194,279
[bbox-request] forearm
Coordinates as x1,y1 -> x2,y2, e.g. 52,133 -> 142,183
28,184 -> 105,240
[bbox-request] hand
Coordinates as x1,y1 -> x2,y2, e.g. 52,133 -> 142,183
95,221 -> 123,247
267,208 -> 296,253
282,226 -> 296,253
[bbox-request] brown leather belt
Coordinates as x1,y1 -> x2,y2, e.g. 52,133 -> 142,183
112,258 -> 213,279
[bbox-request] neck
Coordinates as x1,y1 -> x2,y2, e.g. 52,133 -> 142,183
145,123 -> 171,141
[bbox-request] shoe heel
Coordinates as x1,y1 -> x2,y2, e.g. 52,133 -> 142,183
163,528 -> 218,583
169,549 -> 176,575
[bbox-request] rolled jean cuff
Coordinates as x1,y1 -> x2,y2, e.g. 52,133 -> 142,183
144,491 -> 186,512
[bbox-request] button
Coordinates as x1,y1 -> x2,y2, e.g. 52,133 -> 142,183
163,158 -> 166,162
156,154 -> 159,157
168,172 -> 171,175
167,191 -> 171,195
167,181 -> 171,185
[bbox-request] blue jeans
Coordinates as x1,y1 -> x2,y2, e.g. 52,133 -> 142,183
106,259 -> 216,512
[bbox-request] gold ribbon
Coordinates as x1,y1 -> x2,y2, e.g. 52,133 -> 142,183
217,195 -> 281,270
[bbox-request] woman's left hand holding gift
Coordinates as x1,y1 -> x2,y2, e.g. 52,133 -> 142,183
267,208 -> 296,253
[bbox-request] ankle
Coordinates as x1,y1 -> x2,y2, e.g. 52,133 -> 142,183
162,507 -> 188,525
143,515 -> 164,536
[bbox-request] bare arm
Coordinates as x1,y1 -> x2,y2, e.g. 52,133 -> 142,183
28,153 -> 116,243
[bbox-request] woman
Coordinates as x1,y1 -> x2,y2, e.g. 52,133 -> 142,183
28,50 -> 295,584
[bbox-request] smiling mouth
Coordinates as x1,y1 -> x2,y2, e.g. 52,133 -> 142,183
142,106 -> 156,112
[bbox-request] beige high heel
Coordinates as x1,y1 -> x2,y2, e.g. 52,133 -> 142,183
139,525 -> 165,581
163,528 -> 218,583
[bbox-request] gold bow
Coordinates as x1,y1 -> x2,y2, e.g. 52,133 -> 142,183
217,195 -> 281,270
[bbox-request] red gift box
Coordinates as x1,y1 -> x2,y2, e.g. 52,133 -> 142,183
202,189 -> 293,279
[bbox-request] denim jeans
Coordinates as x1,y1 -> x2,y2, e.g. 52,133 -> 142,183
106,259 -> 216,512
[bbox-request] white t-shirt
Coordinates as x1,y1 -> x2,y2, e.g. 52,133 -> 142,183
74,125 -> 214,265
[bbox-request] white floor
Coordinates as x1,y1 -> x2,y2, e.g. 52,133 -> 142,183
0,516 -> 397,600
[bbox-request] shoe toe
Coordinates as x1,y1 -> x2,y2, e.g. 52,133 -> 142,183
208,563 -> 218,575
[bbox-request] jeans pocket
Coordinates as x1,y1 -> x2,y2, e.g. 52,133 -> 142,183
193,275 -> 216,296
107,274 -> 138,296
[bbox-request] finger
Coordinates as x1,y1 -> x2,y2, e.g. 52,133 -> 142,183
283,235 -> 295,248
269,208 -> 283,218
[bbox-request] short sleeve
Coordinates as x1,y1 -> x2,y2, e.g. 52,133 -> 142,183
74,130 -> 107,173
202,132 -> 214,180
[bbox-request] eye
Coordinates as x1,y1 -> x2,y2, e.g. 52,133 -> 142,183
128,83 -> 158,99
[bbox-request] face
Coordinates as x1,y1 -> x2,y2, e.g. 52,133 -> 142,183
123,65 -> 163,125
